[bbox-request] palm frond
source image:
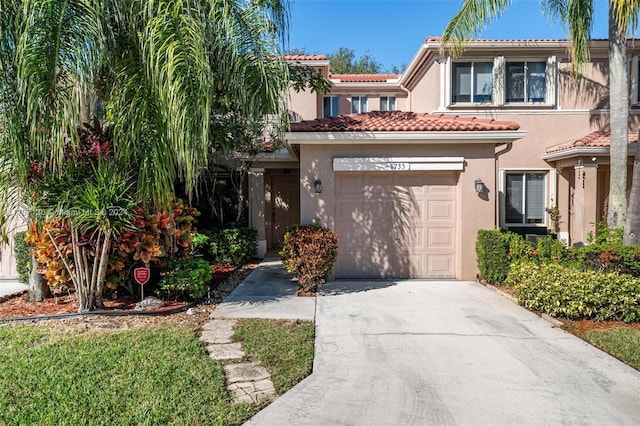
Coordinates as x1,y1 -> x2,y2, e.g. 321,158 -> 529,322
440,0 -> 513,56
564,0 -> 593,72
611,0 -> 640,37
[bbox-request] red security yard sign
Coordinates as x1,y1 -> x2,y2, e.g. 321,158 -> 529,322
134,267 -> 150,285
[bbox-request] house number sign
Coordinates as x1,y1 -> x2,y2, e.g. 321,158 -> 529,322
384,162 -> 409,171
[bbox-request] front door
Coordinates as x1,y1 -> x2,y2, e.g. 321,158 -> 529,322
270,175 -> 300,247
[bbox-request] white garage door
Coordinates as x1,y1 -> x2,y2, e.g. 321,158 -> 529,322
335,172 -> 457,279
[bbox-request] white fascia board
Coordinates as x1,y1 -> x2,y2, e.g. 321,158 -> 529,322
286,130 -> 527,144
399,44 -> 428,86
541,143 -> 638,161
333,156 -> 465,172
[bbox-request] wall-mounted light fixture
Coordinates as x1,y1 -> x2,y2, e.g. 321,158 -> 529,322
475,178 -> 485,194
313,179 -> 322,194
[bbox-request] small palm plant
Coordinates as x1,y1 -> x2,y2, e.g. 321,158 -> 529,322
34,161 -> 135,311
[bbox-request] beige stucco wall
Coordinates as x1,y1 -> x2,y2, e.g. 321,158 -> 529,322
298,142 -> 497,281
289,89 -> 319,121
406,63 -> 440,113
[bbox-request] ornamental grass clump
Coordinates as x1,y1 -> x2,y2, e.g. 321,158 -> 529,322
280,224 -> 338,295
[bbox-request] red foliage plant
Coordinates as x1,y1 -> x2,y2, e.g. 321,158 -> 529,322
280,224 -> 338,294
26,200 -> 198,293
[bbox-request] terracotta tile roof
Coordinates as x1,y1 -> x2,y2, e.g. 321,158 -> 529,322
330,73 -> 399,83
284,54 -> 327,61
546,130 -> 639,153
288,111 -> 520,132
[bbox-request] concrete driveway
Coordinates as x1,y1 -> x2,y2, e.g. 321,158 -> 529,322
247,280 -> 640,425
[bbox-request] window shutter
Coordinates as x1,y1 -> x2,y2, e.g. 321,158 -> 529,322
545,56 -> 557,106
494,56 -> 505,106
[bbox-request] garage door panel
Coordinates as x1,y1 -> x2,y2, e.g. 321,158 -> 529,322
336,172 -> 457,279
336,200 -> 364,222
427,200 -> 454,221
427,255 -> 455,277
338,174 -> 364,193
369,200 -> 396,221
402,228 -> 424,249
427,228 -> 454,248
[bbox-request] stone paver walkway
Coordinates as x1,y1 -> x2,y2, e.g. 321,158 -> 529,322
200,318 -> 277,404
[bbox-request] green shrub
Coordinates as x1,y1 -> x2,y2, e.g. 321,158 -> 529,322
507,261 -> 640,322
280,224 -> 338,294
157,258 -> 212,300
570,223 -> 640,276
476,230 -> 511,285
208,227 -> 257,264
191,232 -> 210,257
13,231 -> 30,284
535,235 -> 567,264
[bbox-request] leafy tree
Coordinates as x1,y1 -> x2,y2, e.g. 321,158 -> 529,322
327,47 -> 385,74
441,0 -> 639,239
0,0 -> 295,310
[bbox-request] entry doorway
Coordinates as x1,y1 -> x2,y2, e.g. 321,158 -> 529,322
269,174 -> 300,248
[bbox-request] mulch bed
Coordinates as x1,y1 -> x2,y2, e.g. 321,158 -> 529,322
562,319 -> 640,336
0,262 -> 255,321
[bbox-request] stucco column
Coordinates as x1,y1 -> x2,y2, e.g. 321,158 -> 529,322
573,163 -> 598,246
249,168 -> 266,258
556,168 -> 571,245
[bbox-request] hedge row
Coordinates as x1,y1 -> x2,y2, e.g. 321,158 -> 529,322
476,229 -> 565,285
506,261 -> 640,322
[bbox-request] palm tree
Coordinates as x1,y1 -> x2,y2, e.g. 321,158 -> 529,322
441,0 -> 639,236
0,0 -> 293,309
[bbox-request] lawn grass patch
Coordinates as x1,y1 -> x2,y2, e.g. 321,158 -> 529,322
583,327 -> 640,370
233,319 -> 314,393
0,325 -> 256,425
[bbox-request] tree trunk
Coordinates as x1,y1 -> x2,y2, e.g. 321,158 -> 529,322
234,162 -> 248,224
607,6 -> 630,229
624,132 -> 640,245
27,255 -> 48,302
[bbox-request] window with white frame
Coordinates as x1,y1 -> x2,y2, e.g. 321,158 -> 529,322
351,96 -> 368,114
505,172 -> 546,225
380,96 -> 397,111
449,57 -> 555,106
451,61 -> 493,103
323,96 -> 339,117
505,61 -> 547,103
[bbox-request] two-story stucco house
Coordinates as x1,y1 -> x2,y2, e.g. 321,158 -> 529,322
248,39 -> 640,282
1,38 -> 637,283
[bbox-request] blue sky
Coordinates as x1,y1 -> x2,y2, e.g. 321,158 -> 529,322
289,0 -> 611,71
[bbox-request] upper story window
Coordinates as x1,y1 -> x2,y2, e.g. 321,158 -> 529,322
452,61 -> 493,103
506,61 -> 547,104
505,172 -> 546,225
351,96 -> 368,114
380,96 -> 397,111
323,96 -> 339,118
449,57 -> 555,107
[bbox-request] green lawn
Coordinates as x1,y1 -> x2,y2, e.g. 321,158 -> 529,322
233,319 -> 315,394
583,327 -> 640,370
0,320 -> 315,425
